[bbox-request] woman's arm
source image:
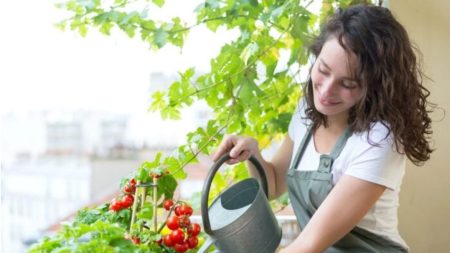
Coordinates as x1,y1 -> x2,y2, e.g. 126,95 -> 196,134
248,136 -> 294,200
281,175 -> 386,253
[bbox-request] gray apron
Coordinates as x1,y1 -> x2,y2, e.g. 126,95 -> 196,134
286,127 -> 408,252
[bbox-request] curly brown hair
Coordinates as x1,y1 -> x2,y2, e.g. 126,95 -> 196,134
304,4 -> 434,166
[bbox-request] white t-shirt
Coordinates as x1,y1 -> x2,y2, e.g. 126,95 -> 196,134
288,102 -> 408,249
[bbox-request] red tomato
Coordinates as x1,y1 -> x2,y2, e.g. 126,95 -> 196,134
187,236 -> 198,249
166,216 -> 180,230
109,198 -> 122,212
174,205 -> 182,216
170,229 -> 185,244
174,242 -> 188,253
163,234 -> 174,247
179,205 -> 193,216
163,199 -> 174,211
187,223 -> 201,236
131,236 -> 140,244
121,194 -> 134,208
178,215 -> 191,228
123,184 -> 136,194
124,178 -> 137,194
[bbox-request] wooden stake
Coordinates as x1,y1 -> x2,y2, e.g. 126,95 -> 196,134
130,180 -> 140,233
153,177 -> 158,231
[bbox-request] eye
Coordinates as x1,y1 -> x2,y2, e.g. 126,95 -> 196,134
340,79 -> 359,89
318,65 -> 329,75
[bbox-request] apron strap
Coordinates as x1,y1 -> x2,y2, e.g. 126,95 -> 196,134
329,126 -> 352,160
318,126 -> 351,173
289,126 -> 312,173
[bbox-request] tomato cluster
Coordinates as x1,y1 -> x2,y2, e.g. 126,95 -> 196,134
109,178 -> 136,212
162,200 -> 201,252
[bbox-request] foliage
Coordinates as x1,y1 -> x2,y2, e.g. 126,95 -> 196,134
53,0 -> 375,180
30,0 -> 377,252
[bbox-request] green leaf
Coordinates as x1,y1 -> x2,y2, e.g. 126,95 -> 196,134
28,237 -> 62,252
269,112 -> 292,133
124,26 -> 136,38
158,174 -> 178,199
140,20 -> 156,31
51,247 -> 72,253
240,42 -> 259,64
291,13 -> 311,44
152,0 -> 165,8
149,91 -> 167,111
136,165 -> 149,182
78,24 -> 88,37
161,106 -> 180,120
163,157 -> 186,179
137,202 -> 153,220
109,238 -> 134,247
54,21 -> 66,31
99,22 -> 114,35
74,207 -> 103,225
206,0 -> 221,9
153,28 -> 168,48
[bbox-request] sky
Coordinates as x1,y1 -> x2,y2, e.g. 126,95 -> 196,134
0,0 -> 235,114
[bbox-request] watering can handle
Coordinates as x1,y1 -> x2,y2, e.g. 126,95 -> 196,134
201,153 -> 269,235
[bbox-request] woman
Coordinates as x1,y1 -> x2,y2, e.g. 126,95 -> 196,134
212,4 -> 433,253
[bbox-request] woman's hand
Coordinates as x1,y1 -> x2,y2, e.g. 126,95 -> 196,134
213,134 -> 294,200
212,135 -> 259,164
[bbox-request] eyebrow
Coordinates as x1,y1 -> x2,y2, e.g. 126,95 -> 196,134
319,58 -> 357,81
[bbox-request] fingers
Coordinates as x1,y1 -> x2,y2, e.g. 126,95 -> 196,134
212,135 -> 257,164
212,135 -> 236,161
227,150 -> 251,164
229,140 -> 248,158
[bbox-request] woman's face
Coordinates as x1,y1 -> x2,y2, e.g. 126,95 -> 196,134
311,37 -> 363,122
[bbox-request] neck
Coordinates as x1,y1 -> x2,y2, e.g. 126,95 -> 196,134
325,113 -> 349,133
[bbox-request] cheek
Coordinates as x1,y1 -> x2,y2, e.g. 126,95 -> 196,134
344,89 -> 363,103
310,65 -> 321,84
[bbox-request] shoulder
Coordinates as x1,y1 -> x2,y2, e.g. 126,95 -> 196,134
342,122 -> 405,190
348,121 -> 400,162
353,121 -> 394,146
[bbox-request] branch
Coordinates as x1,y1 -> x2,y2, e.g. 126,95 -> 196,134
170,122 -> 229,177
167,20 -> 293,108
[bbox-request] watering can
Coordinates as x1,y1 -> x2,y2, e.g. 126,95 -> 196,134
198,153 -> 282,253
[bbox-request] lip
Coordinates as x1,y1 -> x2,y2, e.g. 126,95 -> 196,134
319,96 -> 341,106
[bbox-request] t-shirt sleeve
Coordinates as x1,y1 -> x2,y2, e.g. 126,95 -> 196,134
344,125 -> 406,191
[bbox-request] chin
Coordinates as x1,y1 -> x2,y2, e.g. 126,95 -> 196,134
316,104 -> 344,117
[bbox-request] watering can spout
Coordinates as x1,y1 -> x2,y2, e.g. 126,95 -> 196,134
200,153 -> 282,253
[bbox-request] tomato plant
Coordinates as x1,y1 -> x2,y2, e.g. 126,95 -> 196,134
29,171 -> 203,253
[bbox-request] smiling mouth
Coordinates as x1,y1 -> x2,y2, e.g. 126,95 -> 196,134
319,97 -> 340,106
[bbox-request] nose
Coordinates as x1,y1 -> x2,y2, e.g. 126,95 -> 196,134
319,77 -> 337,96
